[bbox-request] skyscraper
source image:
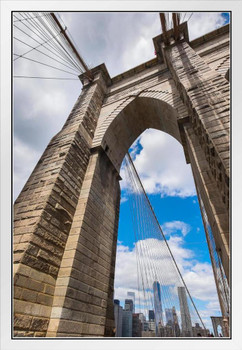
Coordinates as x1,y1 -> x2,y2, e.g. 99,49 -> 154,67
114,299 -> 123,337
165,308 -> 174,325
172,306 -> 180,337
122,309 -> 132,337
149,310 -> 155,322
177,286 -> 193,337
124,299 -> 134,312
163,307 -> 180,337
153,281 -> 164,335
127,292 -> 135,313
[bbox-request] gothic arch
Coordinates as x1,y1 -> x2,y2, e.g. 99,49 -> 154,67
93,94 -> 185,172
46,94 -> 188,337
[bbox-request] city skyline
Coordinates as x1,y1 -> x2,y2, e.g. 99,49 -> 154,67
113,294 -> 213,337
114,287 -> 215,337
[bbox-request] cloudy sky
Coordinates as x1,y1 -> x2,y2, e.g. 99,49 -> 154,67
13,11 -> 230,333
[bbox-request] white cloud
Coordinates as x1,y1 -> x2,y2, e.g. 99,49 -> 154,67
162,221 -> 191,237
14,137 -> 41,199
188,12 -> 228,41
13,78 -> 80,200
183,262 -> 218,302
114,227 -> 220,327
121,129 -> 196,198
206,300 -> 220,311
121,13 -> 159,72
115,243 -> 138,290
114,239 -> 217,301
120,196 -> 128,204
167,236 -> 194,271
13,12 -> 228,200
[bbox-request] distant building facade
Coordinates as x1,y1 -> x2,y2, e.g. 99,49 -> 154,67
124,299 -> 134,312
114,299 -> 123,337
178,286 -> 193,337
148,321 -> 156,332
192,322 -> 210,337
165,308 -> 173,325
141,330 -> 156,337
153,281 -> 164,335
127,292 -> 135,313
132,313 -> 142,337
143,321 -> 149,332
163,306 -> 180,337
122,309 -> 132,337
149,310 -> 155,321
172,306 -> 181,337
143,314 -> 155,336
138,313 -> 146,331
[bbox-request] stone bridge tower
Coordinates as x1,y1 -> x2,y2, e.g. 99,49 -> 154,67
13,22 -> 230,337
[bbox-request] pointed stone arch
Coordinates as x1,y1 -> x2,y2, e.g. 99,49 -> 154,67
92,92 -> 185,172
46,91 -> 188,337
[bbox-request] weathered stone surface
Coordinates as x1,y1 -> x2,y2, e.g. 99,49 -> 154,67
164,39 -> 229,210
13,66 -> 108,337
34,331 -> 46,337
30,317 -> 49,331
184,125 -> 229,281
14,314 -> 32,330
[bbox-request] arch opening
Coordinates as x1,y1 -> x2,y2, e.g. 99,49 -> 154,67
100,96 -> 183,173
112,124 -> 221,336
217,325 -> 223,337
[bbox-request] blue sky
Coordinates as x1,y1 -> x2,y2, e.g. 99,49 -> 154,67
114,130 -> 221,331
222,12 -> 230,23
13,11 -> 230,333
118,190 -> 208,262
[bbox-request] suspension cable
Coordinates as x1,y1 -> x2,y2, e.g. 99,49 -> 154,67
123,152 -> 207,334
